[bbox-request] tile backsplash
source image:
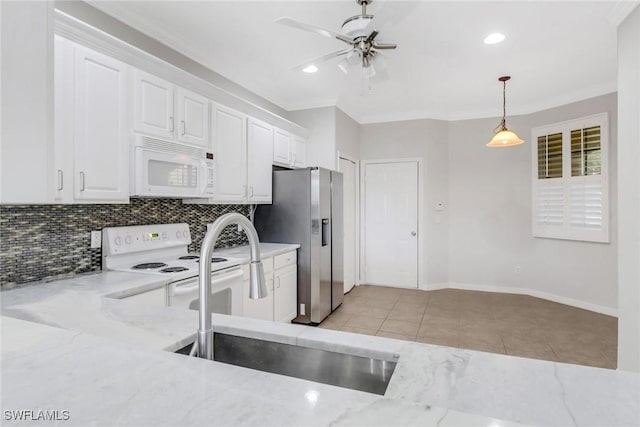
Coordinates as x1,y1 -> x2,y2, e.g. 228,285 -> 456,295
0,199 -> 250,286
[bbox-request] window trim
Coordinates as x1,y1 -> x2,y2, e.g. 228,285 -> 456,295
531,113 -> 609,243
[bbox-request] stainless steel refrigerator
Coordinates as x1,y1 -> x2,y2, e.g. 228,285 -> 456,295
254,167 -> 343,325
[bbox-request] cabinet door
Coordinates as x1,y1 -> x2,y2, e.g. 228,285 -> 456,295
134,70 -> 174,139
73,45 -> 129,201
53,35 -> 74,202
274,264 -> 297,323
212,104 -> 247,202
177,88 -> 209,147
292,135 -> 306,168
247,118 -> 274,203
243,273 -> 274,321
273,128 -> 291,166
0,1 -> 54,204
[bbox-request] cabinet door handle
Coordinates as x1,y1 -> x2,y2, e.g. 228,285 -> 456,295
249,186 -> 254,197
181,120 -> 186,136
276,277 -> 281,289
79,172 -> 86,191
169,116 -> 174,132
57,170 -> 63,191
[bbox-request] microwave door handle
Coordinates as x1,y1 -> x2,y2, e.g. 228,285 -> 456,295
199,159 -> 211,195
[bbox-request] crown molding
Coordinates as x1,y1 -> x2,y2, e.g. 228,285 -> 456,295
608,1 -> 640,26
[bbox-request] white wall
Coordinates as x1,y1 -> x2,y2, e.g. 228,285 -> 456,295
359,119 -> 450,287
616,5 -> 640,372
289,107 -> 336,170
447,93 -> 618,315
335,108 -> 360,161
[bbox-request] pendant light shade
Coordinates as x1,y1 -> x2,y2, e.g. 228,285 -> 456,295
487,76 -> 524,147
487,129 -> 524,147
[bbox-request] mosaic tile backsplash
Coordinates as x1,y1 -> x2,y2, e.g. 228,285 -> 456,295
0,199 -> 250,286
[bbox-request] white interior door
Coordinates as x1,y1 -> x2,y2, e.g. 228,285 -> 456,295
363,161 -> 418,288
340,157 -> 357,293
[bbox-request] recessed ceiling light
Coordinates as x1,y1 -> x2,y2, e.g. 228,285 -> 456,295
484,33 -> 505,45
302,65 -> 318,73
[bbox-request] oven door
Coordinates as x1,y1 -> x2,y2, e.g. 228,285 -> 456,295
133,147 -> 213,198
168,266 -> 243,316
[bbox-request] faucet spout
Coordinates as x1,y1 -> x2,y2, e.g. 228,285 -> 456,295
197,213 -> 267,360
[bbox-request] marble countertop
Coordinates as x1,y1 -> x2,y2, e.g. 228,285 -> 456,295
1,243 -> 639,426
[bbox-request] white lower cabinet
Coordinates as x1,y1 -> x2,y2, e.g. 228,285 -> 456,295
274,264 -> 297,323
54,36 -> 129,203
243,251 -> 297,323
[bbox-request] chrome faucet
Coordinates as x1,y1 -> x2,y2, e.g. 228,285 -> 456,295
196,213 -> 267,360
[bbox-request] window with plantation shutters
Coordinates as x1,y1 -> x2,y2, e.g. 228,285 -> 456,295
532,113 -> 609,243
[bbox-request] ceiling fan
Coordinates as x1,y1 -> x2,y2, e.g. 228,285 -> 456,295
276,0 -> 397,80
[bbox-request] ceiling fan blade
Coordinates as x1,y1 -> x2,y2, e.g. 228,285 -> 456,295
276,17 -> 354,45
290,48 -> 354,72
372,42 -> 397,50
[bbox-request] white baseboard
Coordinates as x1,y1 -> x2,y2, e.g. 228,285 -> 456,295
446,282 -> 618,317
421,282 -> 449,291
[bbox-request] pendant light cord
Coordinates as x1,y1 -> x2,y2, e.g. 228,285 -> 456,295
493,78 -> 509,133
502,79 -> 507,130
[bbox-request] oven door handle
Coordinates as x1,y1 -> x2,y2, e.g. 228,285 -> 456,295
172,268 -> 243,296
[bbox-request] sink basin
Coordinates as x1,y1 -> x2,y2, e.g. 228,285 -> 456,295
176,333 -> 398,395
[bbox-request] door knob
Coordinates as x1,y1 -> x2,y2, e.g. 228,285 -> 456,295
411,231 -> 417,236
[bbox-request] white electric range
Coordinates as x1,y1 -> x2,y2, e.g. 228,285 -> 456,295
102,223 -> 244,315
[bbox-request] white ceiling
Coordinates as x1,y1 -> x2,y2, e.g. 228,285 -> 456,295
88,1 -> 635,123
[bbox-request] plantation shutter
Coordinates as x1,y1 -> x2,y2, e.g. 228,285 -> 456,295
532,114 -> 609,243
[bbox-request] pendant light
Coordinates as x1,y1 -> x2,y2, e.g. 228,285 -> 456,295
487,76 -> 524,147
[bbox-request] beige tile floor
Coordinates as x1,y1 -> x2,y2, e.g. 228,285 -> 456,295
319,285 -> 618,369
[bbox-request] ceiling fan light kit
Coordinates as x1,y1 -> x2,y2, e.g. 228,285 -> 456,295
276,0 -> 396,81
487,76 -> 525,147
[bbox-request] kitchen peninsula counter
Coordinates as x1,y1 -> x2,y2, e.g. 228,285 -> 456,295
1,251 -> 638,426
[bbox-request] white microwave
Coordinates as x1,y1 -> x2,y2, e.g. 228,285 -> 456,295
131,135 -> 215,198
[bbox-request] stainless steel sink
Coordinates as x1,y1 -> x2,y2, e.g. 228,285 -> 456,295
176,333 -> 398,395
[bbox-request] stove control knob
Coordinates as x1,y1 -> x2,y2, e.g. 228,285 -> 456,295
125,235 -> 132,245
114,236 -> 122,246
176,231 -> 181,239
182,230 -> 189,239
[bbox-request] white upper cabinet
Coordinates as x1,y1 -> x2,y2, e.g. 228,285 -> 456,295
0,1 -> 54,204
134,70 -> 174,140
273,128 -> 291,166
292,134 -> 307,169
211,103 -> 248,202
273,128 -> 306,169
73,44 -> 129,201
53,37 -> 129,204
247,118 -> 274,203
185,110 -> 274,205
134,71 -> 210,148
177,88 -> 209,147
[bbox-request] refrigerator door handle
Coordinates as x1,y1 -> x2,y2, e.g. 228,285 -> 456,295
321,218 -> 329,246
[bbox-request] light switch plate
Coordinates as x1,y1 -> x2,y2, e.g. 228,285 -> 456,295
90,230 -> 102,248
